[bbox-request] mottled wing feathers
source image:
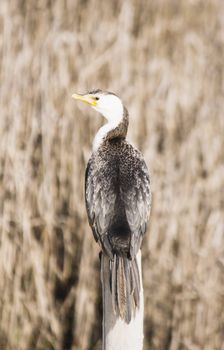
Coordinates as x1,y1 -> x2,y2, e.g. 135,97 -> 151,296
85,156 -> 116,258
120,148 -> 151,258
85,141 -> 151,259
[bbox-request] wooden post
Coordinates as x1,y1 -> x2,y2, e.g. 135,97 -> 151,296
101,251 -> 144,350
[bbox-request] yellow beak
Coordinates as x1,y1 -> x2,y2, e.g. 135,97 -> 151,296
71,93 -> 97,106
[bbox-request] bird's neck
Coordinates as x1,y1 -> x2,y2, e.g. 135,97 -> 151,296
92,107 -> 129,152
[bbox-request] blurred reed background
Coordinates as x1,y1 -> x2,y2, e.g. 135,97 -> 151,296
0,0 -> 224,349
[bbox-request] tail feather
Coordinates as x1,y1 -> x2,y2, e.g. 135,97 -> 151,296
111,255 -> 140,323
124,258 -> 132,322
117,257 -> 126,320
131,258 -> 140,308
111,254 -> 117,314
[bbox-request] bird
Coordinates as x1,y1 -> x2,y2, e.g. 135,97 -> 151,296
72,89 -> 151,323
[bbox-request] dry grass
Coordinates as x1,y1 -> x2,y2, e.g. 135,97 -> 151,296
0,0 -> 224,349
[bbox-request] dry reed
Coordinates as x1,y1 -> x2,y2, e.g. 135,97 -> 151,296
0,0 -> 224,349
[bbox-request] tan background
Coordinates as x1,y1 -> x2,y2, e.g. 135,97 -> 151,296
0,0 -> 224,349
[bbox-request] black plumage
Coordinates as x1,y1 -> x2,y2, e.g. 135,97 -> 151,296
84,99 -> 151,323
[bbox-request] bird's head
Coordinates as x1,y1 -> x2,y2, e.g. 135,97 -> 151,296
72,89 -> 124,123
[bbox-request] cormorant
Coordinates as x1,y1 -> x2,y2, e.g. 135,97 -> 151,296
72,89 -> 151,323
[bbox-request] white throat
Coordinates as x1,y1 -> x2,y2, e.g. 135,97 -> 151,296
90,93 -> 124,152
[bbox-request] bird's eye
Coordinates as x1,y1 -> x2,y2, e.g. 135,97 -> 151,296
95,97 -> 100,101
